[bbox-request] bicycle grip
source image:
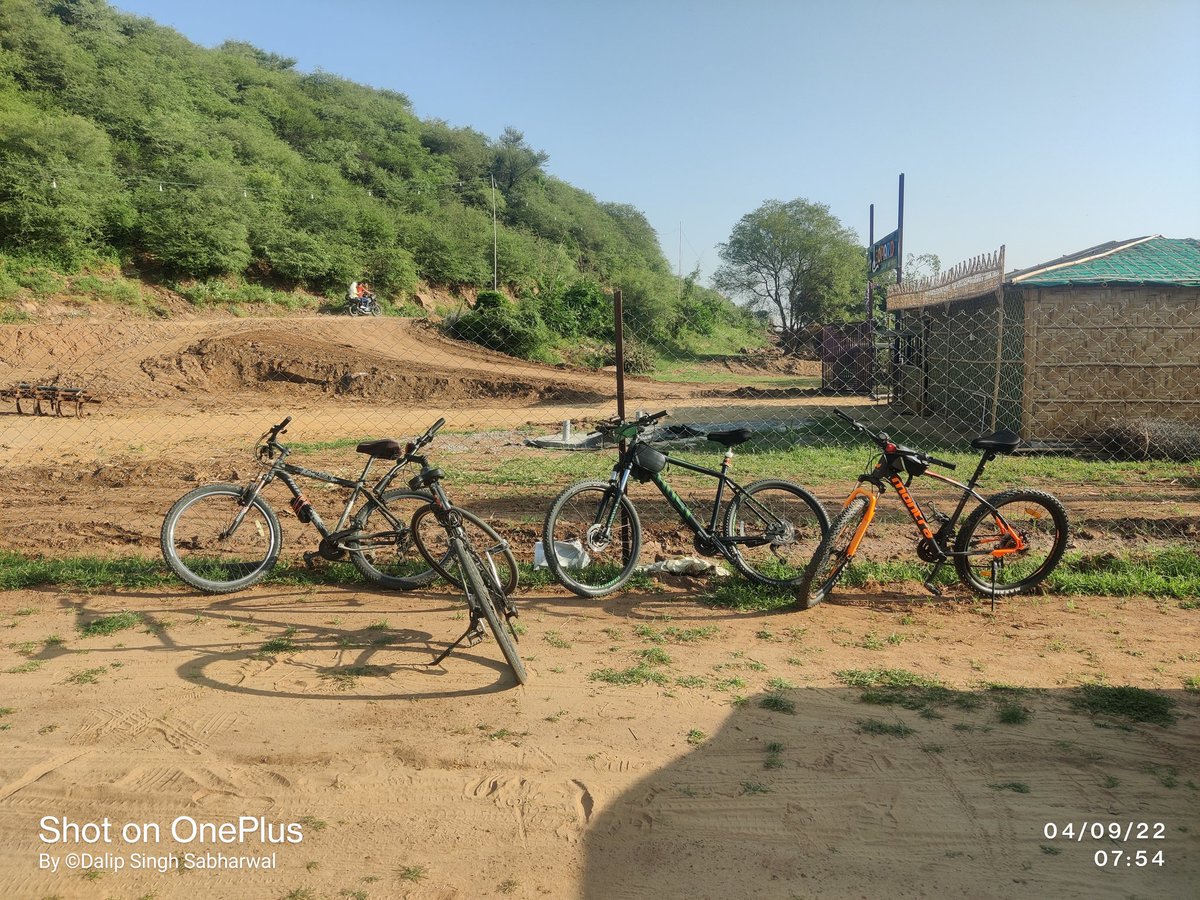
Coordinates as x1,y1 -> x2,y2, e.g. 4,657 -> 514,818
277,416 -> 292,431
834,409 -> 854,422
927,455 -> 956,470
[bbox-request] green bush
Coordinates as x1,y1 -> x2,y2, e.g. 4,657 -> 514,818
16,267 -> 66,296
72,273 -> 141,305
474,289 -> 508,310
448,302 -> 551,360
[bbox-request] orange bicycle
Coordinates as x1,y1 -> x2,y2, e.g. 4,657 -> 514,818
796,410 -> 1069,609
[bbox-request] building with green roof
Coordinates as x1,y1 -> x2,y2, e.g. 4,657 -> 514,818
886,236 -> 1200,444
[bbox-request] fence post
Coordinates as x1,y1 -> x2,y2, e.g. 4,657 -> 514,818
614,288 -> 626,424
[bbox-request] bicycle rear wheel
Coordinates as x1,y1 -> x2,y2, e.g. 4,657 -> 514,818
953,489 -> 1069,596
795,495 -> 871,609
458,544 -> 528,685
161,483 -> 282,593
722,479 -> 830,586
410,506 -> 519,594
350,490 -> 440,589
542,480 -> 642,598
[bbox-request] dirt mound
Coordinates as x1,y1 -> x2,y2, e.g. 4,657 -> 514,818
139,329 -> 605,403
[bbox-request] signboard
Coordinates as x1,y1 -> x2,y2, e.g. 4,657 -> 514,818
870,229 -> 900,277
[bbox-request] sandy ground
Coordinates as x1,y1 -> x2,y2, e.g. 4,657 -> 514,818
0,581 -> 1197,900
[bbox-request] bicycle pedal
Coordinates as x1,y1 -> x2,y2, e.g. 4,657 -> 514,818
465,624 -> 487,647
302,551 -> 320,570
922,580 -> 943,597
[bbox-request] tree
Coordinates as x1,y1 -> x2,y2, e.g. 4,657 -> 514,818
714,198 -> 865,353
489,126 -> 548,193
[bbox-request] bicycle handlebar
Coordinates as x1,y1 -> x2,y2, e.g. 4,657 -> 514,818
257,416 -> 293,460
402,417 -> 446,461
595,410 -> 669,434
833,408 -> 956,471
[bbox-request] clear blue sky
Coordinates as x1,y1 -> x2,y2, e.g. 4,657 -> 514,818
114,0 -> 1200,280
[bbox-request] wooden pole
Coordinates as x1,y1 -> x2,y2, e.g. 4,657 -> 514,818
614,288 -> 626,424
990,246 -> 1006,432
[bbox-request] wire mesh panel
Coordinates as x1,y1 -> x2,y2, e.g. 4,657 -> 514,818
1,274 -> 1197,568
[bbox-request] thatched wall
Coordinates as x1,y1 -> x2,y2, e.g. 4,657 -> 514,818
1021,284 -> 1200,439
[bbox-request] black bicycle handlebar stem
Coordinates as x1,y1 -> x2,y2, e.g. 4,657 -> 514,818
834,408 -> 956,471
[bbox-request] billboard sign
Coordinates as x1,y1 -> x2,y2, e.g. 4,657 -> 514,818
870,229 -> 900,277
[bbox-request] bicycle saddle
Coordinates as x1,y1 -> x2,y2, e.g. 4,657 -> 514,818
706,428 -> 753,448
356,439 -> 403,459
970,429 -> 1021,454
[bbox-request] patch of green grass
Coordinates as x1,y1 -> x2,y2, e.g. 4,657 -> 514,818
259,636 -> 298,655
857,718 -> 915,737
637,647 -> 672,666
77,611 -> 142,637
321,666 -> 387,690
589,664 -> 669,686
0,553 -> 170,591
997,702 -> 1031,725
759,692 -> 795,714
543,630 -> 572,649
740,781 -> 771,795
1070,684 -> 1177,726
397,864 -> 427,882
1046,548 -> 1200,599
835,668 -> 978,715
988,781 -> 1031,794
701,577 -> 793,612
764,742 -> 785,769
7,660 -> 43,674
686,728 -> 706,745
65,667 -> 108,685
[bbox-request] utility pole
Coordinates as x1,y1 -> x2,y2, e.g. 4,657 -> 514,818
491,174 -> 498,290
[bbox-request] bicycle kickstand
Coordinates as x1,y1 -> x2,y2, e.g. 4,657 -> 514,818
989,558 -> 998,612
922,561 -> 945,596
429,616 -> 487,667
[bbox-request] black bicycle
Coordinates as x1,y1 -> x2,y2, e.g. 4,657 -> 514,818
403,421 -> 527,684
541,410 -> 830,597
795,410 -> 1069,609
160,417 -> 517,596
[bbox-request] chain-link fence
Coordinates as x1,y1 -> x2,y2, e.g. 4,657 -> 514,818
1,272 -> 1197,568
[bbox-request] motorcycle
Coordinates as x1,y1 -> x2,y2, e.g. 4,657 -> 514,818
347,293 -> 380,316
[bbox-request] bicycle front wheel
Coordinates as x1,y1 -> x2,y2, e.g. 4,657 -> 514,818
542,480 -> 642,598
953,489 -> 1069,596
161,483 -> 282,593
795,495 -> 871,609
410,506 -> 519,594
350,490 -> 440,589
458,544 -> 528,685
722,479 -> 830,586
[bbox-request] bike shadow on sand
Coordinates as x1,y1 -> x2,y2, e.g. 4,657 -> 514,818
39,583 -> 524,700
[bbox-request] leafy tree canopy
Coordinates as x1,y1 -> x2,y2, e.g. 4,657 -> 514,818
0,0 -> 672,300
714,198 -> 866,351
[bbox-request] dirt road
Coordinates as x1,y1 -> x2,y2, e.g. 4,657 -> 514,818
0,582 -> 1196,899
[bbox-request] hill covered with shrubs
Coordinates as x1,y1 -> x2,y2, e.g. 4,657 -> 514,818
0,0 -> 764,365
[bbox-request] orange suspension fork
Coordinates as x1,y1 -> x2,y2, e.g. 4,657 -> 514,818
842,487 -> 878,558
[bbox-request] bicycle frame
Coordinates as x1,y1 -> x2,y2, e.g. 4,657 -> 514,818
604,441 -> 787,559
840,454 -> 1027,562
237,452 -> 411,541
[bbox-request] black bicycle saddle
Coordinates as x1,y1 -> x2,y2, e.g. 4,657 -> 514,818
706,428 -> 753,448
356,439 -> 402,459
970,429 -> 1021,454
